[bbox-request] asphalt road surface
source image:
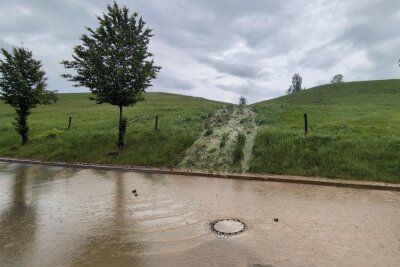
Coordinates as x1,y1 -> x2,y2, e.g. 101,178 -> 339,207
1,162 -> 399,266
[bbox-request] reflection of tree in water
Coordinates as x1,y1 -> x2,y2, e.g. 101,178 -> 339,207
0,165 -> 145,265
70,171 -> 144,266
114,172 -> 126,224
0,166 -> 37,265
0,162 -> 12,172
28,164 -> 79,185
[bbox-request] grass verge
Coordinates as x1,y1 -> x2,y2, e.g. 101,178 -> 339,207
250,80 -> 400,183
0,92 -> 224,167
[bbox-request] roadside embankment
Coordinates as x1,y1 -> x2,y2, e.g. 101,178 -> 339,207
179,106 -> 257,173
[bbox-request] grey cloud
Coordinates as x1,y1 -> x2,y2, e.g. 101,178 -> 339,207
201,57 -> 261,79
155,72 -> 194,91
217,81 -> 278,104
218,83 -> 258,96
299,42 -> 349,71
0,0 -> 399,103
298,0 -> 400,78
0,1 -> 98,42
0,39 -> 12,52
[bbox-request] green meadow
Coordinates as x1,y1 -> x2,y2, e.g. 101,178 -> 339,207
0,92 -> 224,167
1,79 -> 400,183
250,80 -> 400,183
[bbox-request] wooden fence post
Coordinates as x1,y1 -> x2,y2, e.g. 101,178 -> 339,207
304,113 -> 308,135
67,117 -> 72,130
155,115 -> 158,131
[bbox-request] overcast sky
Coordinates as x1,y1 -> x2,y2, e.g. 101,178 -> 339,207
1,0 -> 399,103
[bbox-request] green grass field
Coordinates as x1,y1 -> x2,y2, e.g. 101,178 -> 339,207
250,79 -> 400,183
0,92 -> 224,167
1,79 -> 400,183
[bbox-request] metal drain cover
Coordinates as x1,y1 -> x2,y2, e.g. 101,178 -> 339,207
210,219 -> 247,236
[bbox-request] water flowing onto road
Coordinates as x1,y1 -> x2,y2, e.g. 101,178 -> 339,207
0,162 -> 399,266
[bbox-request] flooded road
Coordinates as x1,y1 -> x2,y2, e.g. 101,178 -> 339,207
0,162 -> 399,267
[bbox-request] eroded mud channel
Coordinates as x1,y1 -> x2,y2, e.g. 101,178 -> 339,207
179,106 -> 257,173
1,162 -> 400,267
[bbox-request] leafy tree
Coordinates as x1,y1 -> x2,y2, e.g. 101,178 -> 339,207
286,73 -> 303,94
0,47 -> 57,145
239,96 -> 247,106
62,2 -> 161,149
331,74 -> 344,84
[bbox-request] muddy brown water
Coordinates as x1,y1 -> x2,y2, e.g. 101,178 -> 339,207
0,162 -> 399,267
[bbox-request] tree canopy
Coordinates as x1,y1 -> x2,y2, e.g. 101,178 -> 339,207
0,47 -> 56,109
286,73 -> 303,94
331,74 -> 344,84
239,96 -> 247,106
62,2 -> 160,108
0,46 -> 57,145
62,2 -> 160,149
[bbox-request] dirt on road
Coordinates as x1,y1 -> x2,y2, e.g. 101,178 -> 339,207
1,162 -> 400,267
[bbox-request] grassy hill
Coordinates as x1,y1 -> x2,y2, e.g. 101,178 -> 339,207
1,80 -> 399,183
251,80 -> 400,182
0,92 -> 224,167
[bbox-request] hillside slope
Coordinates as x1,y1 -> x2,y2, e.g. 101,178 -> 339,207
179,106 -> 257,173
0,92 -> 224,166
251,80 -> 400,182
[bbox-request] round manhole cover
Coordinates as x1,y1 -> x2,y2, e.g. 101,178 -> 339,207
210,219 -> 247,236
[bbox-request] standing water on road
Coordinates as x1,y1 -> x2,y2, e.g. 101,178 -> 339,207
0,162 -> 400,266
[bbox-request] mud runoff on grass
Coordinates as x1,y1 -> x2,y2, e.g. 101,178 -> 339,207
179,106 -> 257,173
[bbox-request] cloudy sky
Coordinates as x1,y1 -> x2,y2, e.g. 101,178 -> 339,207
1,0 -> 399,103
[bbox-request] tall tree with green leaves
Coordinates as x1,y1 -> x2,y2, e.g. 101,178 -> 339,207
331,74 -> 344,84
62,2 -> 160,149
239,96 -> 247,106
0,47 -> 57,145
286,73 -> 303,94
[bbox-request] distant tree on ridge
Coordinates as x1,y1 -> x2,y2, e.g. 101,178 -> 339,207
286,73 -> 303,94
239,96 -> 247,106
331,74 -> 344,84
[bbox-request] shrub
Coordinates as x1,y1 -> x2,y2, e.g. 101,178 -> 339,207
233,133 -> 246,163
239,96 -> 247,106
204,128 -> 213,136
220,132 -> 229,148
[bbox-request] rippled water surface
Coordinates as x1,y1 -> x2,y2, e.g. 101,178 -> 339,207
0,162 -> 400,266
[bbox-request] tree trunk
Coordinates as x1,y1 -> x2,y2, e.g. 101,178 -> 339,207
15,108 -> 29,145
